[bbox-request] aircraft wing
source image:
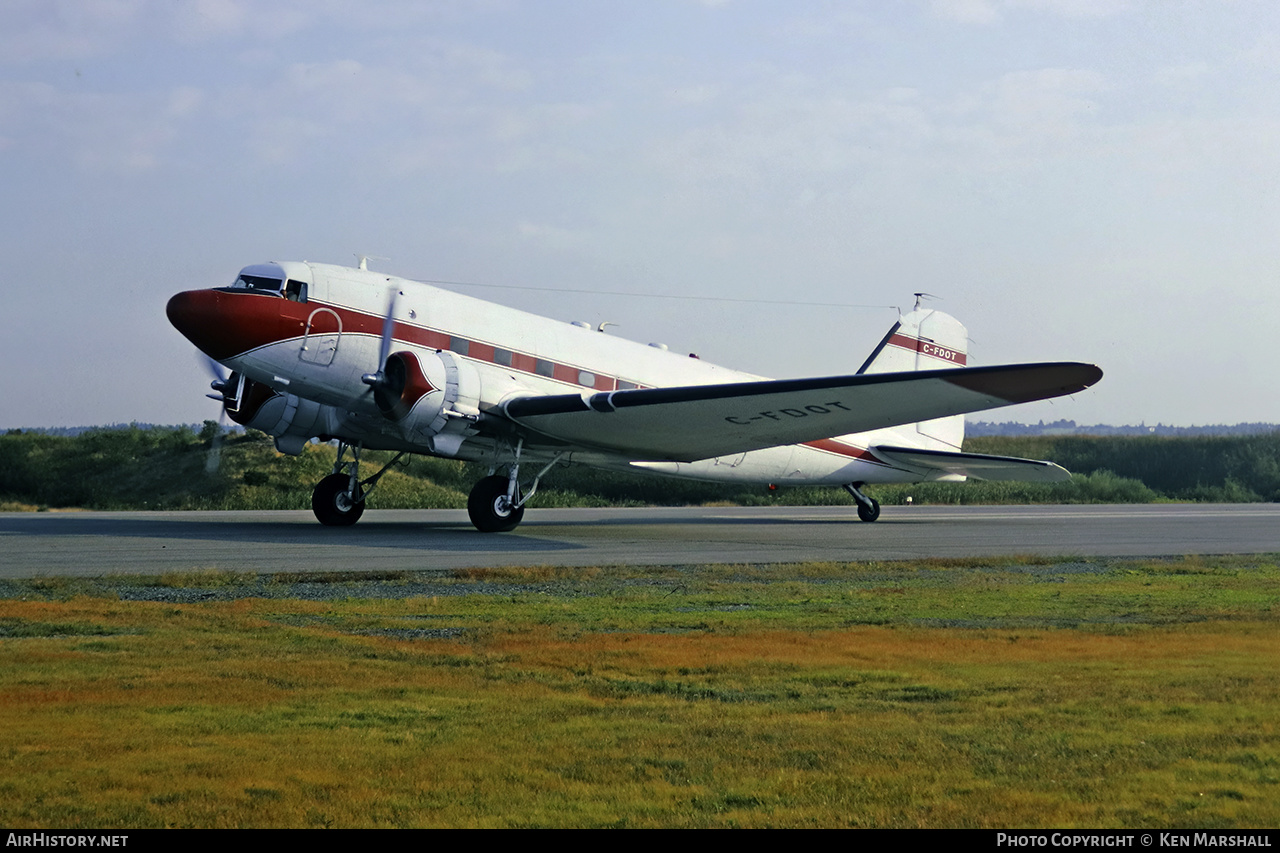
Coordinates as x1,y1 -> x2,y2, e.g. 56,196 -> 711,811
869,446 -> 1071,482
501,362 -> 1102,463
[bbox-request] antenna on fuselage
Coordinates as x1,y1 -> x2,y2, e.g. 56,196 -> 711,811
355,254 -> 389,271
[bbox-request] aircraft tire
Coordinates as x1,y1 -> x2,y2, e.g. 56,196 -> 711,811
857,497 -> 881,523
468,475 -> 525,533
312,473 -> 366,526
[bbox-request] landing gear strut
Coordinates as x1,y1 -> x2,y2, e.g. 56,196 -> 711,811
843,482 -> 881,522
467,439 -> 563,533
310,442 -> 405,527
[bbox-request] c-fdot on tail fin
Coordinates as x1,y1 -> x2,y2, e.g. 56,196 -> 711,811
857,306 -> 969,375
858,306 -> 969,449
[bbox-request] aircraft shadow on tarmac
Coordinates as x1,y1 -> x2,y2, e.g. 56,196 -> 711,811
0,515 -> 580,554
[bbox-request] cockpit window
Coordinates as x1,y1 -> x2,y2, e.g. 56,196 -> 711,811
235,274 -> 284,293
285,279 -> 307,303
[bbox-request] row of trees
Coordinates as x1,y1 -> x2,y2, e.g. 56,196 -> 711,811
2,424 -> 1279,511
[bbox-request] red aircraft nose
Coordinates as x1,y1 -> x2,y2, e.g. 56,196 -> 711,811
167,289 -> 288,360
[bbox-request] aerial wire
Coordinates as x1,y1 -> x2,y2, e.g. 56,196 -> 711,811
413,277 -> 898,311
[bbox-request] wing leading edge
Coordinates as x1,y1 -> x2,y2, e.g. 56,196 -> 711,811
501,362 -> 1102,463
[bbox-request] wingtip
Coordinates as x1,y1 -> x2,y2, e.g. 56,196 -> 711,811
945,362 -> 1103,405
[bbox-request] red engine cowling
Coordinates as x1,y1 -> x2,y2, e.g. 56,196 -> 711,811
374,350 -> 481,455
221,373 -> 337,455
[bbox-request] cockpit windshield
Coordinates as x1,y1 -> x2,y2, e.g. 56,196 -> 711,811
229,263 -> 309,302
235,274 -> 283,292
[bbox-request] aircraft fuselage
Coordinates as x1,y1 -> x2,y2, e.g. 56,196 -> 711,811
167,261 -> 916,487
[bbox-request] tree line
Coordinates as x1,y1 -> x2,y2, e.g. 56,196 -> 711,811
1,424 -> 1278,511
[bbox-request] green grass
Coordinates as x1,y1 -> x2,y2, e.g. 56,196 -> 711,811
2,555 -> 1279,827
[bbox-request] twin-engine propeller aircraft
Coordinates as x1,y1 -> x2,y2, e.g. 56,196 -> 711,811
167,261 -> 1102,532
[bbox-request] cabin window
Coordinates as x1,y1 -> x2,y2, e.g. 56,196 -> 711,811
449,337 -> 470,356
535,359 -> 555,378
494,348 -> 513,367
616,380 -> 638,391
578,371 -> 595,387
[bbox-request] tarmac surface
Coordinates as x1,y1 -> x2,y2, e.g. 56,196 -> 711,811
1,503 -> 1278,578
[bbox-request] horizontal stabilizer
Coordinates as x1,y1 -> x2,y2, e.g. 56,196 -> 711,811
501,361 -> 1102,463
870,446 -> 1071,483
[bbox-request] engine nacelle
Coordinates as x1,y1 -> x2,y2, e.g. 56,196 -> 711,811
223,373 -> 338,455
376,350 -> 482,456
220,350 -> 485,458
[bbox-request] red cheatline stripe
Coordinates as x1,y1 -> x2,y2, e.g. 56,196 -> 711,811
801,438 -> 892,466
182,289 -> 648,393
885,333 -> 966,366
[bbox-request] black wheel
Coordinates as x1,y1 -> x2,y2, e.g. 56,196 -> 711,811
312,473 -> 366,526
467,475 -> 525,532
857,497 -> 881,523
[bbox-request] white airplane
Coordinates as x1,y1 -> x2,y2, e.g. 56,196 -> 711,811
166,261 -> 1101,532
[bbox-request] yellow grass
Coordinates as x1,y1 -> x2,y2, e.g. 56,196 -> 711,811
2,586 -> 1277,828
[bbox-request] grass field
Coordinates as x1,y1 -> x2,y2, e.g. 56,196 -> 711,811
2,556 -> 1278,828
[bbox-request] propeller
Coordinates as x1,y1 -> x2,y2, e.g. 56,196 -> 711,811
201,355 -> 234,473
360,289 -> 404,412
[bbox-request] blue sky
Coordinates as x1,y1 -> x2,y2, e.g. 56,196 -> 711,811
3,0 -> 1278,428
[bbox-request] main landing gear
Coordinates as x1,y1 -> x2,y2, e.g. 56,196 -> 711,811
309,439 -> 561,533
467,439 -> 563,533
467,475 -> 524,533
311,442 -> 406,527
843,482 -> 881,522
312,472 -> 365,526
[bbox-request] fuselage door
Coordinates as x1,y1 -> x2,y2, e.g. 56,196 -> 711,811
299,307 -> 342,366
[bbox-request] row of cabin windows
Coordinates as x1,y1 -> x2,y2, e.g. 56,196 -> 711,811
446,336 -> 638,391
231,280 -> 633,392
230,278 -> 635,392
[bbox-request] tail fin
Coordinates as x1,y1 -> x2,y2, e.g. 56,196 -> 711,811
859,307 -> 969,449
858,307 -> 968,374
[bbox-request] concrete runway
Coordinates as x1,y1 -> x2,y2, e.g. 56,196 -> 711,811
1,503 -> 1278,578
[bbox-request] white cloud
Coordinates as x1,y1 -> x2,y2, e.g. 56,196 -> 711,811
668,84 -> 720,106
0,79 -> 198,173
930,0 -> 1132,24
168,0 -> 251,41
0,0 -> 143,63
517,220 -> 586,250
985,68 -> 1107,134
930,0 -> 1001,25
1011,0 -> 1133,18
1151,62 -> 1212,88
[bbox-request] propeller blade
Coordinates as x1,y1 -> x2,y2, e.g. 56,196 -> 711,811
362,289 -> 401,392
378,289 -> 398,369
205,423 -> 224,474
202,355 -> 228,383
196,354 -> 234,473
203,404 -> 231,474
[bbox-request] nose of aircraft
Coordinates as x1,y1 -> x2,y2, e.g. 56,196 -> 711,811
167,290 -> 223,358
167,289 -> 283,361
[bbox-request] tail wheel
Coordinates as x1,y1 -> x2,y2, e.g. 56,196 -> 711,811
312,473 -> 366,526
467,475 -> 525,533
857,497 -> 881,523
